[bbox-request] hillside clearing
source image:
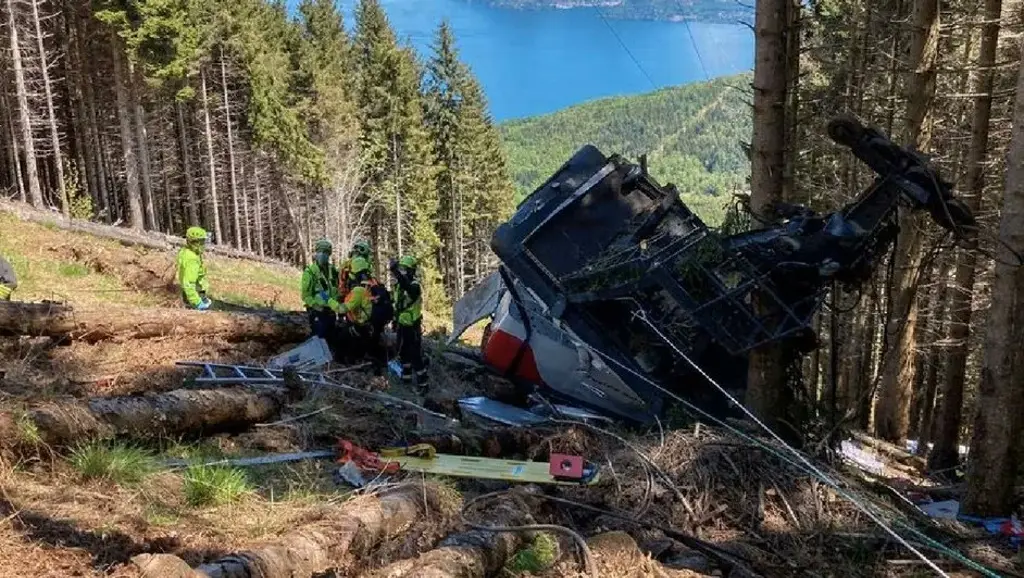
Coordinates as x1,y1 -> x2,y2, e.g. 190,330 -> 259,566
0,209 -> 1017,577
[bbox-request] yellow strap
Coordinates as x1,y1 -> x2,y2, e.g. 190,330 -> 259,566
380,453 -> 600,486
0,285 -> 11,300
380,444 -> 436,459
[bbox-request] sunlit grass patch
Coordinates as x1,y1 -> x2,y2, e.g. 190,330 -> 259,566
506,532 -> 559,574
183,465 -> 252,507
68,440 -> 158,485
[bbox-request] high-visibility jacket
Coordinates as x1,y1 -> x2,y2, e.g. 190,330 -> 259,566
301,262 -> 340,311
393,278 -> 422,327
177,246 -> 209,307
341,285 -> 372,325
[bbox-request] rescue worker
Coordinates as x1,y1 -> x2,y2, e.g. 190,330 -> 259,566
177,226 -> 211,310
331,256 -> 387,374
390,255 -> 428,389
301,239 -> 342,346
338,239 -> 372,300
0,254 -> 17,301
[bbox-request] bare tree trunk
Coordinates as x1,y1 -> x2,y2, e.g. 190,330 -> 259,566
129,64 -> 157,230
874,0 -> 938,442
1,90 -> 26,201
110,35 -> 145,229
6,0 -> 43,207
80,40 -> 110,220
929,0 -> 1002,474
220,46 -> 242,248
66,9 -> 94,212
242,160 -> 252,252
962,42 -> 1024,517
30,0 -> 68,215
255,163 -> 265,256
200,67 -> 222,242
745,0 -> 793,431
175,100 -> 198,225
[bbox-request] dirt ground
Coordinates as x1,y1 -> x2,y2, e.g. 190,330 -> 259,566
0,213 -> 1019,578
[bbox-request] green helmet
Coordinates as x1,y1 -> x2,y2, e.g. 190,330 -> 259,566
350,239 -> 370,258
314,239 -> 333,255
398,255 -> 417,269
185,226 -> 208,242
349,256 -> 370,275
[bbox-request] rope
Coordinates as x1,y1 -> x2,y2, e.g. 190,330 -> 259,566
460,490 -> 598,578
624,304 -> 1000,578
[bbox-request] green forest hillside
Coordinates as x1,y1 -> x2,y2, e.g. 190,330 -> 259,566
499,73 -> 752,224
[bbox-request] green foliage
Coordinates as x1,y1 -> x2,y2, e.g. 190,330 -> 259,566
506,532 -> 559,574
68,441 -> 158,485
500,73 -> 752,226
182,465 -> 252,506
58,263 -> 90,278
64,160 -> 94,221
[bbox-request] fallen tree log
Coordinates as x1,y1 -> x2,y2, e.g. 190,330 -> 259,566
0,383 -> 301,447
131,483 -> 454,578
0,300 -> 308,343
363,492 -> 536,578
0,198 -> 296,269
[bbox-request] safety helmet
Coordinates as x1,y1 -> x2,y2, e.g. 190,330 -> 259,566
350,239 -> 370,258
314,239 -> 333,254
185,226 -> 208,242
349,256 -> 370,275
398,255 -> 417,269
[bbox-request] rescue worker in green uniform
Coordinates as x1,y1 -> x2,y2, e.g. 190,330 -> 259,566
390,255 -> 428,388
0,254 -> 17,301
331,256 -> 389,374
301,239 -> 341,347
177,226 -> 211,310
339,239 -> 372,301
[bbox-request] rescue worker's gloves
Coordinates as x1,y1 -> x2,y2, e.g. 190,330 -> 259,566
196,297 -> 212,311
0,284 -> 11,301
318,290 -> 329,302
327,298 -> 342,313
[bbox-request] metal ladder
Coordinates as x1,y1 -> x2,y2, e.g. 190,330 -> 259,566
176,361 -> 330,386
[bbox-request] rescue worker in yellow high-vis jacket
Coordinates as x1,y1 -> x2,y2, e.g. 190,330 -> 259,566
330,256 -> 388,374
0,254 -> 17,301
301,239 -> 341,348
177,226 -> 211,310
390,255 -> 428,389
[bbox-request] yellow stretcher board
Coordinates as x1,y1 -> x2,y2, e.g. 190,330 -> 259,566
380,453 -> 601,486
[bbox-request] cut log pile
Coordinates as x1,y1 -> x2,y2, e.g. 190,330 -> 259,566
131,483 -> 452,578
0,300 -> 308,344
363,492 -> 535,578
0,383 -> 301,447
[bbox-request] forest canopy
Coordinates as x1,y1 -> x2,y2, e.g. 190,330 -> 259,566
500,73 -> 753,225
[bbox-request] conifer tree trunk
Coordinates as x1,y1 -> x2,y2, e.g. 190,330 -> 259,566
962,41 -> 1024,517
31,0 -> 68,216
175,100 -> 199,225
1,90 -> 25,202
745,0 -> 793,430
129,64 -> 157,230
929,0 -> 1002,473
874,0 -> 938,442
6,0 -> 43,208
110,35 -> 146,229
220,46 -> 242,248
200,67 -> 222,242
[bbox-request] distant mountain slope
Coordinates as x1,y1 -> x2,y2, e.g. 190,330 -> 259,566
499,73 -> 752,224
481,0 -> 753,24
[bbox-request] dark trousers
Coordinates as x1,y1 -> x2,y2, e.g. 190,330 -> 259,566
339,321 -> 386,374
307,309 -> 338,356
397,319 -> 428,386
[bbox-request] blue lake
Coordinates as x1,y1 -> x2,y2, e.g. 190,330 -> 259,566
320,0 -> 755,121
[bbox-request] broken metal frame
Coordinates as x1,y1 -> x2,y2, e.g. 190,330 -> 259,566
518,162 -> 822,357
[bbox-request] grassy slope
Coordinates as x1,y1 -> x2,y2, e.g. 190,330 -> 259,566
0,211 -> 302,311
500,72 -> 752,226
